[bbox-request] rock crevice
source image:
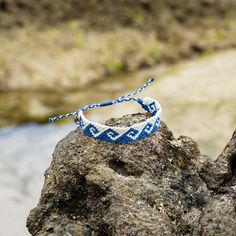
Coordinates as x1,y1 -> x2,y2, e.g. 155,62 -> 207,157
27,113 -> 236,235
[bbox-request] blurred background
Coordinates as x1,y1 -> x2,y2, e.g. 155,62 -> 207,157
0,0 -> 236,235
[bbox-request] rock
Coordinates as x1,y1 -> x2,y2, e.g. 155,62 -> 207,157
26,113 -> 236,235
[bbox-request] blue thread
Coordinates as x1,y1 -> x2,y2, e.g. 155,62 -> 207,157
99,101 -> 114,107
48,77 -> 162,143
48,77 -> 155,122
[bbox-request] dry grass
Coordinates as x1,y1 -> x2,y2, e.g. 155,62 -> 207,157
0,23 -> 162,91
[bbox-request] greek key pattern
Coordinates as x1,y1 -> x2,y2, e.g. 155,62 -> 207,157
49,78 -> 162,143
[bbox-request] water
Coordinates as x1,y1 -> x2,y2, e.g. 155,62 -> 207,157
0,73 -> 148,127
0,123 -> 74,236
0,50 -> 236,235
0,76 -> 148,235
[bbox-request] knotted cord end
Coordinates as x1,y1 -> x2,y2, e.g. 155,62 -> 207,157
48,118 -> 54,123
48,77 -> 157,123
149,77 -> 155,83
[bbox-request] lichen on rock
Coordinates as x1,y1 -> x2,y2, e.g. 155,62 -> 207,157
26,113 -> 236,235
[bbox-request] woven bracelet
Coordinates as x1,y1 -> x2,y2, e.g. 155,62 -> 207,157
49,78 -> 162,143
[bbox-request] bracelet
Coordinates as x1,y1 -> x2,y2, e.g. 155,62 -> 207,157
49,78 -> 162,143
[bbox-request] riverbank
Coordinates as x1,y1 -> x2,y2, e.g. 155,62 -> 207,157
1,49 -> 236,155
1,0 -> 236,93
1,49 -> 235,235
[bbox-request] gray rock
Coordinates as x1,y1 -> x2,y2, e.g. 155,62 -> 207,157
26,113 -> 236,236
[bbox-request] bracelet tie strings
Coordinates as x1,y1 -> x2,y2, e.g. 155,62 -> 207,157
48,77 -> 155,123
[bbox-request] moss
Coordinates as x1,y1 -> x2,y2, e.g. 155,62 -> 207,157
122,7 -> 145,26
214,30 -> 226,41
143,43 -> 161,65
104,60 -> 126,75
74,35 -> 84,49
67,20 -> 80,31
45,29 -> 60,41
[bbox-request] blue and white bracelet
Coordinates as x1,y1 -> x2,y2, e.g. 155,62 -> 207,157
49,78 -> 162,143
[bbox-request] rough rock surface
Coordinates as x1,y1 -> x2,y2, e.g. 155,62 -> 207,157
27,113 -> 236,236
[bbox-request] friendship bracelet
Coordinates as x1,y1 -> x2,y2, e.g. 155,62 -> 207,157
49,78 -> 162,143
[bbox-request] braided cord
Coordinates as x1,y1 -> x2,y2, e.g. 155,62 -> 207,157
117,77 -> 154,101
48,77 -> 155,122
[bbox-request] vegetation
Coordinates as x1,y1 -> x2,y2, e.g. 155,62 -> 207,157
1,0 -> 236,126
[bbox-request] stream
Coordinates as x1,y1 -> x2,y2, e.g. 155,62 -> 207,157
0,50 -> 236,236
